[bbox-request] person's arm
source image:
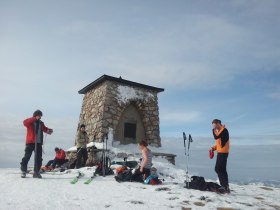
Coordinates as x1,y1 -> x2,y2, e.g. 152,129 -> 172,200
212,129 -> 221,139
42,123 -> 53,134
220,129 -> 229,148
23,117 -> 37,127
140,149 -> 148,172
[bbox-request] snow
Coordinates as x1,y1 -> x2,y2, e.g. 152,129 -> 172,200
23,132 -> 280,209
117,85 -> 155,104
1,157 -> 280,210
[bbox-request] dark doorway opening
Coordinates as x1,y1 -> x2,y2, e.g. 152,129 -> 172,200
124,122 -> 137,140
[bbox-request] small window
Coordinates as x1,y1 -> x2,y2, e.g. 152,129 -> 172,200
124,123 -> 136,139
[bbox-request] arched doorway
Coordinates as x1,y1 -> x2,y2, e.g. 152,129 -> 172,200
114,104 -> 146,144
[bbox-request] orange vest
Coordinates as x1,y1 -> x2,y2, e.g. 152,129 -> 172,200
213,127 -> 230,153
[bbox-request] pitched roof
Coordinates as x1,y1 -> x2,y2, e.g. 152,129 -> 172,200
78,74 -> 165,94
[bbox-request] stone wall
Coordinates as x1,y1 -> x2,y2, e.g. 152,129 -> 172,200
77,80 -> 162,147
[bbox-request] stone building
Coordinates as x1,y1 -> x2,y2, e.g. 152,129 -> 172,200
77,74 -> 164,147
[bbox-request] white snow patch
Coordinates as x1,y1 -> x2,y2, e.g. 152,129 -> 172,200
117,85 -> 154,104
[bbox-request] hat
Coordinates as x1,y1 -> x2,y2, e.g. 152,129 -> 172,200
33,110 -> 43,117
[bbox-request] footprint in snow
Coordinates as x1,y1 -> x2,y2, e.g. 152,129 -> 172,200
127,200 -> 144,205
193,201 -> 205,207
260,187 -> 273,191
155,187 -> 171,191
254,196 -> 265,201
168,197 -> 179,200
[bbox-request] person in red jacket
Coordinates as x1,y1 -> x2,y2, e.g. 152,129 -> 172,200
43,147 -> 67,170
20,110 -> 53,178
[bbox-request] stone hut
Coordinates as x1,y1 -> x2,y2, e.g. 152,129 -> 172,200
77,74 -> 164,147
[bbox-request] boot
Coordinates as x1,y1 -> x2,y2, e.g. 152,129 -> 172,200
33,172 -> 42,179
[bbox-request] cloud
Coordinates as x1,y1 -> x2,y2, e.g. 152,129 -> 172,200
268,90 -> 280,100
161,111 -> 203,124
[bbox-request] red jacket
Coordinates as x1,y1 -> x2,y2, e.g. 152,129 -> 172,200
55,149 -> 66,160
23,117 -> 50,144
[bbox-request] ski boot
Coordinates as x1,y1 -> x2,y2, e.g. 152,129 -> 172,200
218,186 -> 231,194
21,171 -> 27,178
20,165 -> 27,178
33,172 -> 42,179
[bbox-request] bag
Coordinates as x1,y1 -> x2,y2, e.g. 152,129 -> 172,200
209,150 -> 214,159
206,182 -> 221,192
188,176 -> 208,191
144,175 -> 162,185
60,159 -> 76,171
116,166 -> 128,174
115,169 -> 133,182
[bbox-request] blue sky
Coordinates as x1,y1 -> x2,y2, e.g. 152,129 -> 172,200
0,0 -> 279,165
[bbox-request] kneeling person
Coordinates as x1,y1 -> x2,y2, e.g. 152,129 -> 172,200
132,140 -> 153,182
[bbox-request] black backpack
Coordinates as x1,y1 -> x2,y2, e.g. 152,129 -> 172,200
94,157 -> 114,176
188,176 -> 208,191
115,169 -> 133,182
206,182 -> 221,192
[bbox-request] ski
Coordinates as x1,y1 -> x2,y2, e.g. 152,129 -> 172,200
84,175 -> 96,184
70,172 -> 84,184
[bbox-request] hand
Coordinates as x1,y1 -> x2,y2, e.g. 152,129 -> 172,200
209,147 -> 214,152
48,129 -> 53,134
140,167 -> 143,173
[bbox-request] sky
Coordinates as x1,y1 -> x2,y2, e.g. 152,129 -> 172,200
0,0 -> 279,167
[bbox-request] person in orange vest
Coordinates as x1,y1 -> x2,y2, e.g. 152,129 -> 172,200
209,119 -> 230,194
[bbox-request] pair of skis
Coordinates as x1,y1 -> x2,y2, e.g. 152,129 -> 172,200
70,172 -> 97,184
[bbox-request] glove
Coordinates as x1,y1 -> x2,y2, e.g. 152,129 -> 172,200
209,148 -> 214,159
48,129 -> 53,134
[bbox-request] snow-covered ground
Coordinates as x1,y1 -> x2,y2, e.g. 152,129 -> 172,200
1,157 -> 280,210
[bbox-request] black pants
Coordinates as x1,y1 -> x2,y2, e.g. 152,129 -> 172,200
75,148 -> 88,169
215,153 -> 229,188
20,143 -> 42,173
46,159 -> 68,168
132,167 -> 151,183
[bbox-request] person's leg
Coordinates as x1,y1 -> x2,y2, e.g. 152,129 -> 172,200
50,158 -> 57,168
221,153 -> 229,188
143,168 -> 151,179
34,143 -> 43,173
20,144 -> 35,172
82,148 -> 88,167
75,148 -> 83,169
46,160 -> 54,167
54,159 -> 66,168
215,153 -> 228,188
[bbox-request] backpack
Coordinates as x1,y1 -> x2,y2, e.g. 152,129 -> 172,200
94,157 -> 114,176
60,159 -> 76,171
115,169 -> 133,182
144,175 -> 162,185
116,166 -> 128,174
206,182 -> 221,192
188,176 -> 208,191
